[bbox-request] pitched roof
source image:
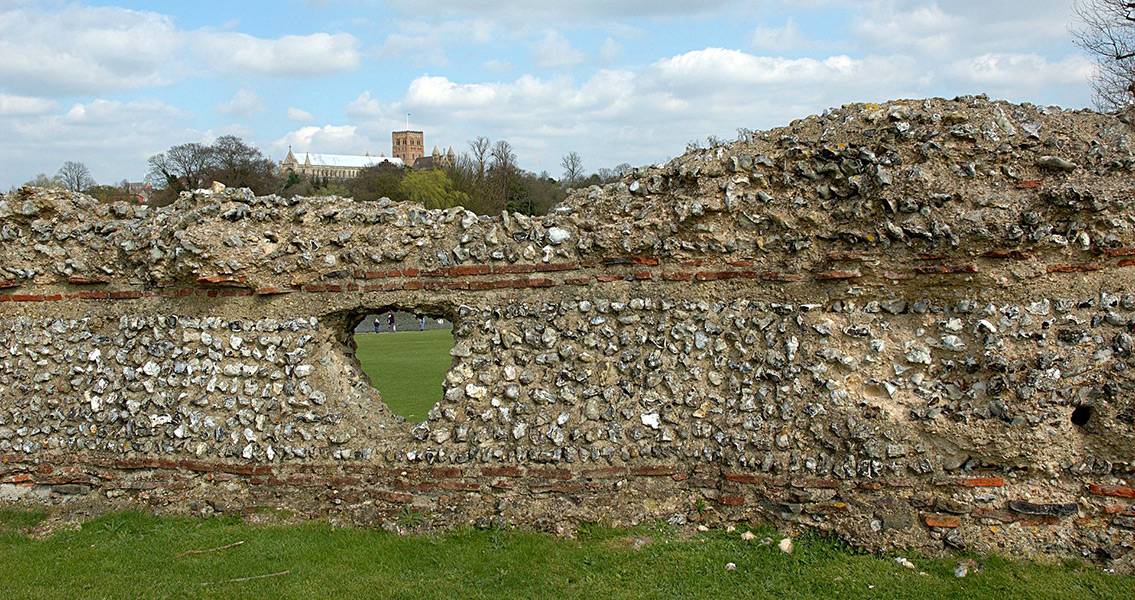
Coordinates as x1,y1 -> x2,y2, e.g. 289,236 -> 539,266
302,153 -> 404,168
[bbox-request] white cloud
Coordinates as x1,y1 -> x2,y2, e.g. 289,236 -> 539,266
0,3 -> 368,96
272,124 -> 383,157
216,90 -> 264,119
597,38 -> 623,64
52,99 -> 191,129
850,3 -> 964,56
533,31 -> 587,68
945,53 -> 1095,93
0,3 -> 182,95
346,91 -> 385,119
404,76 -> 522,110
383,0 -> 745,22
287,107 -> 316,122
849,0 -> 1077,58
483,59 -> 513,73
750,19 -> 809,51
2,99 -> 195,187
0,94 -> 58,116
375,19 -> 493,65
376,33 -> 451,66
196,31 -> 361,77
203,124 -> 259,142
365,48 -> 931,172
645,48 -> 912,94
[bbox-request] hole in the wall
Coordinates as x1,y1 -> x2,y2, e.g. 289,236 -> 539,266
1070,405 -> 1092,428
342,308 -> 454,423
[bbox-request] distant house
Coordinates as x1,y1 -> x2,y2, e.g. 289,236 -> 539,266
279,149 -> 404,180
122,181 -> 153,203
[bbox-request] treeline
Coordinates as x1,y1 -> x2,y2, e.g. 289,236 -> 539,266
145,134 -> 571,215
16,135 -> 633,217
286,137 -> 572,216
146,136 -> 275,205
12,161 -> 149,204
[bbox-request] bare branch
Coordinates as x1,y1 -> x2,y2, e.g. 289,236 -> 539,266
1072,0 -> 1135,110
200,570 -> 290,586
176,540 -> 245,558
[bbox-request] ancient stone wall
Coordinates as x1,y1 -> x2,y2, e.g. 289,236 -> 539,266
1,96 -> 1133,568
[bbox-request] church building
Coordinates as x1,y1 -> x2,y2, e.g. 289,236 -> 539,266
278,150 -> 403,180
279,130 -> 455,181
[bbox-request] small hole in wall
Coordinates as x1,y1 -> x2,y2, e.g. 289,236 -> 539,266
348,309 -> 454,422
1070,405 -> 1092,427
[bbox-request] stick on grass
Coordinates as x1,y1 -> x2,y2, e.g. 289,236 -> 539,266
176,540 -> 245,558
201,570 -> 290,586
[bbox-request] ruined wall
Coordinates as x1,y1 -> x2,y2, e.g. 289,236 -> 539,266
1,96 -> 1133,567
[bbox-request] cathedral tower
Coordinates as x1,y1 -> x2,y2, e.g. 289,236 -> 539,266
392,130 -> 424,165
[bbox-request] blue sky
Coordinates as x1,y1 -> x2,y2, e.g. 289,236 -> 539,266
0,0 -> 1096,189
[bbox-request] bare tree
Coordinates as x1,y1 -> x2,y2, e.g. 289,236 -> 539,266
210,135 -> 276,193
1072,0 -> 1135,110
490,140 -> 516,171
468,136 -> 490,182
146,136 -> 276,202
560,151 -> 584,188
147,142 -> 212,193
56,161 -> 95,192
489,140 -> 518,212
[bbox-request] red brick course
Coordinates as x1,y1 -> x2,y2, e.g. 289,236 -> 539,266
923,514 -> 961,528
1088,484 -> 1135,499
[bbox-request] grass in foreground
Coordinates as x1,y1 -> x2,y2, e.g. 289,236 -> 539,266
354,329 -> 454,422
0,511 -> 1128,600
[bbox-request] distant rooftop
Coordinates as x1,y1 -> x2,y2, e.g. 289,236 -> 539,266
301,153 -> 405,168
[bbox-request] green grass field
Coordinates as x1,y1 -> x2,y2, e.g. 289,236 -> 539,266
0,510 -> 1127,600
354,329 -> 453,422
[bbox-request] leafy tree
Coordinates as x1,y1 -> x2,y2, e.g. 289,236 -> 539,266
399,169 -> 470,210
280,170 -> 304,193
315,182 -> 351,197
561,152 -> 584,188
444,153 -> 477,203
86,184 -> 132,203
1073,0 -> 1135,109
346,162 -> 406,202
22,172 -> 63,189
511,171 -> 565,216
56,161 -> 95,192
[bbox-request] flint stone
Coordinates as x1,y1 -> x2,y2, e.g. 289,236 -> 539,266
546,227 -> 571,245
1008,501 -> 1078,517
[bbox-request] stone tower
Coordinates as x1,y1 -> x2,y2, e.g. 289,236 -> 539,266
392,130 -> 424,165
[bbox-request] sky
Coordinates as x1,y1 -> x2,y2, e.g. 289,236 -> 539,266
0,0 -> 1098,190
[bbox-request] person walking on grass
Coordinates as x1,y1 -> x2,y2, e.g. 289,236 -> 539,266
387,311 -> 396,333
373,316 -> 380,334
419,316 -> 426,331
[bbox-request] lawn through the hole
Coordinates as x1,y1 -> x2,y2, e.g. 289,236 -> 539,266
354,329 -> 453,422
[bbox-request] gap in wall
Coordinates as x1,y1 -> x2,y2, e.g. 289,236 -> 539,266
345,309 -> 454,422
